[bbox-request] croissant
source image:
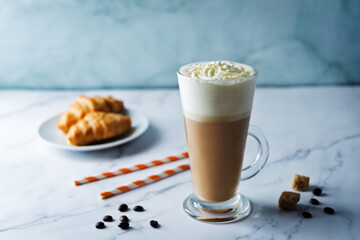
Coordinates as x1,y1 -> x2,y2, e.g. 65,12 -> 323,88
57,96 -> 124,133
67,111 -> 131,146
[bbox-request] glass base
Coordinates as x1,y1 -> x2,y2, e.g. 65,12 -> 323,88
183,193 -> 251,223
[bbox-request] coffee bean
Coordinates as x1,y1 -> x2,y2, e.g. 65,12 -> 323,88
150,220 -> 159,228
119,204 -> 128,212
301,211 -> 312,218
95,222 -> 105,229
120,215 -> 129,223
134,205 -> 144,212
310,198 -> 320,205
324,207 -> 335,215
118,221 -> 129,229
103,215 -> 113,222
312,188 -> 322,196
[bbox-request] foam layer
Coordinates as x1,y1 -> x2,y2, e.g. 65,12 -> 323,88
178,61 -> 257,122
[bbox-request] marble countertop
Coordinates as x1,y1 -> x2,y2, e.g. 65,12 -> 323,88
0,86 -> 359,240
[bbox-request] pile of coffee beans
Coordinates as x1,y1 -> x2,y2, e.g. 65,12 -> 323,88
95,203 -> 160,230
299,187 -> 336,219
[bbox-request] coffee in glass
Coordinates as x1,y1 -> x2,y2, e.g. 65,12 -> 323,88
178,61 -> 269,223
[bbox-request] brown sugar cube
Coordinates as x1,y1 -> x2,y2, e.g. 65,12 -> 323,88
291,174 -> 310,191
278,191 -> 300,210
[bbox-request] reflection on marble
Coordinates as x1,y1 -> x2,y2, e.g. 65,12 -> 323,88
0,0 -> 359,88
0,87 -> 359,239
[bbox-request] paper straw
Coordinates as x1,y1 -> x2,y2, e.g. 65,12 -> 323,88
100,164 -> 190,199
74,152 -> 189,186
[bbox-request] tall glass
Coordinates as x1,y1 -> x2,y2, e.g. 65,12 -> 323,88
177,61 -> 269,223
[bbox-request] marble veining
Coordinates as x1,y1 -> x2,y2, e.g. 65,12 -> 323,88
0,87 -> 359,239
0,1 -> 359,88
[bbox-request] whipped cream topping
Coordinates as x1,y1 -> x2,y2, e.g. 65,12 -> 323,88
180,61 -> 254,80
178,61 -> 257,122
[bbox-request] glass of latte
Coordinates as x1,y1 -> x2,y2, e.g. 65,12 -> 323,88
178,61 -> 269,223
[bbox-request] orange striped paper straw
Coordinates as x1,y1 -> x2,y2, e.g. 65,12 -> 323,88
100,164 -> 190,199
74,152 -> 189,186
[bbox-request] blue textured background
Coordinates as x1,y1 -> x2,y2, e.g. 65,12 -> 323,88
0,0 -> 359,89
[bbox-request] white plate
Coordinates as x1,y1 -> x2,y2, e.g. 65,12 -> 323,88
38,109 -> 149,151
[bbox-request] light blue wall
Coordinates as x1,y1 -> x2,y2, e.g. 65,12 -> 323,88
0,0 -> 359,89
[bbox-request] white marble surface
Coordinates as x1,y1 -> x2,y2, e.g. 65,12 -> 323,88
0,87 -> 359,240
